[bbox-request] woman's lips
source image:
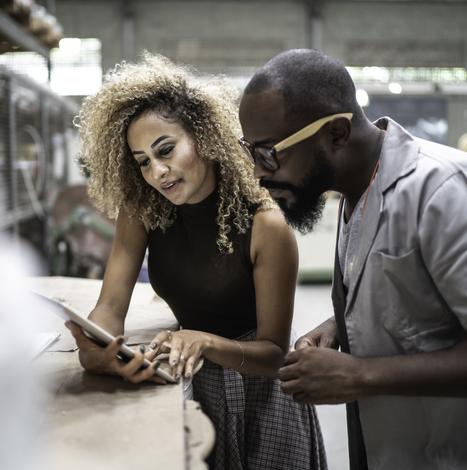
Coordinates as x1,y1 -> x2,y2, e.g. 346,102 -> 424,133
161,179 -> 182,193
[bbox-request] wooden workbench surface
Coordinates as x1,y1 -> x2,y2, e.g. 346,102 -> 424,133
31,276 -> 214,470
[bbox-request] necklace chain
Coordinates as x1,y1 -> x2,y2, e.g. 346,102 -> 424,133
359,158 -> 380,217
359,130 -> 385,217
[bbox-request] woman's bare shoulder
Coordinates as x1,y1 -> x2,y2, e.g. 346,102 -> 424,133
252,207 -> 293,235
250,208 -> 297,261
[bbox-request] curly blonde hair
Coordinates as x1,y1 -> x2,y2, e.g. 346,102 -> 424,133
76,53 -> 273,253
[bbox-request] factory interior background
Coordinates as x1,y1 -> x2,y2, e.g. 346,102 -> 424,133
1,1 -> 466,469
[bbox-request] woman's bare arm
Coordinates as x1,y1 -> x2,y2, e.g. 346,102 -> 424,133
152,208 -> 298,378
207,208 -> 298,376
88,209 -> 148,333
74,209 -> 151,378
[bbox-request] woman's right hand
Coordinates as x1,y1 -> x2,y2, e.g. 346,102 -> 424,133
66,322 -> 166,384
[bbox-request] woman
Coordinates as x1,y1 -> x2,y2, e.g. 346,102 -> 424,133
69,53 -> 327,470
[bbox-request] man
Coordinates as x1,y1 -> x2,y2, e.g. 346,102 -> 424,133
238,49 -> 467,470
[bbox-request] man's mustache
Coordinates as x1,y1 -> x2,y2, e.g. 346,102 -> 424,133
259,179 -> 297,193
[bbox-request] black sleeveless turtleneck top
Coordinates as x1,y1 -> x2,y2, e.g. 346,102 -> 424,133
147,190 -> 257,339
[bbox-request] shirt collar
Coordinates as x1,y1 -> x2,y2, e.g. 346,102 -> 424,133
374,116 -> 419,193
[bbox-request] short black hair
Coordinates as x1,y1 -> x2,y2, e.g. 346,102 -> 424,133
245,48 -> 363,125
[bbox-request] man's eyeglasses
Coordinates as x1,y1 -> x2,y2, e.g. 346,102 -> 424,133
239,112 -> 353,171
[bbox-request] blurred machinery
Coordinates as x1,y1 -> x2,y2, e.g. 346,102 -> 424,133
51,184 -> 114,278
0,0 -> 73,270
0,64 -> 115,277
0,1 -> 116,278
0,1 -> 116,277
0,64 -> 78,263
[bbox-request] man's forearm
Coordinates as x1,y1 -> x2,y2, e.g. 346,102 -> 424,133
360,336 -> 467,397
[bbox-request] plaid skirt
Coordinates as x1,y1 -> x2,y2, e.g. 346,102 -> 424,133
192,331 -> 327,470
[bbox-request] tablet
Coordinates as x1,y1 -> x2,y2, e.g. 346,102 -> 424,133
33,292 -> 177,383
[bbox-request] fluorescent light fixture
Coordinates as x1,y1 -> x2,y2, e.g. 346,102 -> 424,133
362,66 -> 390,82
58,38 -> 82,54
388,82 -> 402,94
356,88 -> 369,107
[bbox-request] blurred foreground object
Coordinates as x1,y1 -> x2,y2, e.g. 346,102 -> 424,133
0,236 -> 45,470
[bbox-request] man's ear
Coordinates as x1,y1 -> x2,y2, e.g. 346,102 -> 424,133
328,118 -> 351,148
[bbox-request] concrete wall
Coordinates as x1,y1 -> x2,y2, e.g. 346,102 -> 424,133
322,1 -> 467,67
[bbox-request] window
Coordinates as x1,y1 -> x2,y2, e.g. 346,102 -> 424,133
0,38 -> 102,96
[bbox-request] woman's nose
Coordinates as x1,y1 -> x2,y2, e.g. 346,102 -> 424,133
151,160 -> 169,180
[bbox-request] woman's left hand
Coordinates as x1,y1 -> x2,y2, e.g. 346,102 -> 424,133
147,329 -> 212,379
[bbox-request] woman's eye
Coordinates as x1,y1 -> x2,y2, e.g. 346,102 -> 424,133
159,145 -> 174,157
138,158 -> 150,168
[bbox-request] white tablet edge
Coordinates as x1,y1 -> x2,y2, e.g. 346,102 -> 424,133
33,292 -> 177,383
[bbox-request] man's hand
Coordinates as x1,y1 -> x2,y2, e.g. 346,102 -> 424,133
278,346 -> 364,404
295,316 -> 339,350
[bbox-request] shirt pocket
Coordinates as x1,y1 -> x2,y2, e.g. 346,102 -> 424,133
376,249 -> 460,353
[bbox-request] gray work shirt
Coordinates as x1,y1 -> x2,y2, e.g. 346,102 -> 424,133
334,117 -> 467,470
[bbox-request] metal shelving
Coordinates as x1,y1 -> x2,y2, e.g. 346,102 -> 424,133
0,64 -> 78,266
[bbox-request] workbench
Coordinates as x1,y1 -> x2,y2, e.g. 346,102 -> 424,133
31,276 -> 215,470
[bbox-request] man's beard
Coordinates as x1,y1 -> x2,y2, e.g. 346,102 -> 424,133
260,152 -> 333,234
